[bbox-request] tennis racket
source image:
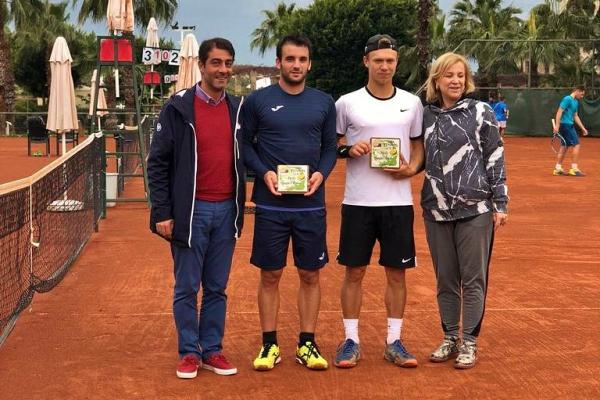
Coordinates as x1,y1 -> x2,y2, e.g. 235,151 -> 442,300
550,119 -> 565,154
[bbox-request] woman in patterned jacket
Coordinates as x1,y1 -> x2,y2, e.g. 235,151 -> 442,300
421,52 -> 509,369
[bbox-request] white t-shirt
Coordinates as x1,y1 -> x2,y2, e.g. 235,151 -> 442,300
336,87 -> 423,206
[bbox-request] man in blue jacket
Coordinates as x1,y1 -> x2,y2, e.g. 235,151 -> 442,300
147,37 -> 244,379
241,34 -> 337,371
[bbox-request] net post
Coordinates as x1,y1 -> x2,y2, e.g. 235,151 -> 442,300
101,133 -> 107,219
92,134 -> 100,232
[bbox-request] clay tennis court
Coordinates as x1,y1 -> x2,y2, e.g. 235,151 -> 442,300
1,136 -> 599,399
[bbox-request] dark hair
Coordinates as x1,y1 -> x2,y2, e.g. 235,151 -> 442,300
498,94 -> 504,101
276,34 -> 312,60
574,85 -> 586,92
198,37 -> 235,64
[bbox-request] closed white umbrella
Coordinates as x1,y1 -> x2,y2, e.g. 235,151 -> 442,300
46,36 -> 82,211
107,0 -> 134,33
146,18 -> 160,99
145,17 -> 159,48
47,36 -> 78,156
176,33 -> 201,92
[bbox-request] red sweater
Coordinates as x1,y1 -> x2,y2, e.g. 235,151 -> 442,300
193,96 -> 233,201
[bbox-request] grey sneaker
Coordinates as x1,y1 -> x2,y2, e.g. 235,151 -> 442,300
383,339 -> 418,368
454,340 -> 477,369
334,339 -> 360,368
429,336 -> 459,363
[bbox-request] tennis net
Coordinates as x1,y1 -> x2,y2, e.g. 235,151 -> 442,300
0,132 -> 103,346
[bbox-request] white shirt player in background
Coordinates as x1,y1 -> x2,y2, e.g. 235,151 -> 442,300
333,34 -> 424,369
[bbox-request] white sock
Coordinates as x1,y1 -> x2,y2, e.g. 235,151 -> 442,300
571,163 -> 578,170
343,319 -> 359,343
555,164 -> 562,170
386,318 -> 403,345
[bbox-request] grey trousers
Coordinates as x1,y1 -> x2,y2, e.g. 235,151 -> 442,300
424,213 -> 494,342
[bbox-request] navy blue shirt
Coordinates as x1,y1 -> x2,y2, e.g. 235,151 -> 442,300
241,84 -> 337,209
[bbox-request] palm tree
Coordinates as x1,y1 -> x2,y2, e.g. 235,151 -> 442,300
429,11 -> 449,57
0,0 -> 43,124
73,0 -> 178,28
250,2 -> 296,56
519,0 -> 598,87
14,0 -> 96,97
416,0 -> 432,87
13,2 -> 62,97
448,0 -> 522,87
398,10 -> 448,90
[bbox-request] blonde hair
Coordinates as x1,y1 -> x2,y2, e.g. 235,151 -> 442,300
425,52 -> 475,103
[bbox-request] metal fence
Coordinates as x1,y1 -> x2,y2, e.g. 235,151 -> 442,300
1,111 -> 159,137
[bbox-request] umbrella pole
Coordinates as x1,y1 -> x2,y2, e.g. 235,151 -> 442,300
150,65 -> 154,99
115,68 -> 120,98
61,131 -> 68,201
112,26 -> 119,100
62,131 -> 67,156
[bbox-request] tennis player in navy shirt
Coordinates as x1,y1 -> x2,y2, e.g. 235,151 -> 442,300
241,34 -> 337,371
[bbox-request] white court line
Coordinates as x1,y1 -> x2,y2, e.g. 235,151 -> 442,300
229,307 -> 600,314
36,307 -> 600,317
518,260 -> 600,265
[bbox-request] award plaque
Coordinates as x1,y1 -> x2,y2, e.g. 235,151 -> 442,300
277,165 -> 309,194
370,137 -> 400,168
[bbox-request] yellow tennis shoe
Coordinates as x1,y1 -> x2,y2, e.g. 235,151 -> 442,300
568,168 -> 585,177
296,341 -> 328,370
253,343 -> 281,371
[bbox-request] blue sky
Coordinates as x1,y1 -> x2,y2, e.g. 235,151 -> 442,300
69,0 -> 540,65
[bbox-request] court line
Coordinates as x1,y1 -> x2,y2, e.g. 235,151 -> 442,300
31,307 -> 600,317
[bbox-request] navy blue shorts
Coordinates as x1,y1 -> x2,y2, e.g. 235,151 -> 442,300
559,123 -> 579,146
251,207 -> 328,270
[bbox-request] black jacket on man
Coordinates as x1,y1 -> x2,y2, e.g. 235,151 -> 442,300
147,86 -> 245,247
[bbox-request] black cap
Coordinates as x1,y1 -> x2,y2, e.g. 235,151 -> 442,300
364,34 -> 397,55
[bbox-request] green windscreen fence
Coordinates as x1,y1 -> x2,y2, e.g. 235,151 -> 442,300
499,89 -> 600,137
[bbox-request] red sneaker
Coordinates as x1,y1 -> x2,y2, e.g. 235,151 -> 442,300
176,354 -> 200,379
202,353 -> 238,375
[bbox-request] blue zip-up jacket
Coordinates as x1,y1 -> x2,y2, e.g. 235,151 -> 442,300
147,87 -> 245,247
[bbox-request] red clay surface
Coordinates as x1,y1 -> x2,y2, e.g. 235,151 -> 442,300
0,135 -> 118,185
0,136 -> 63,183
1,136 -> 599,399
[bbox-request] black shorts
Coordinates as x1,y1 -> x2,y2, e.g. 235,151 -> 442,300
337,204 -> 416,269
251,207 -> 328,270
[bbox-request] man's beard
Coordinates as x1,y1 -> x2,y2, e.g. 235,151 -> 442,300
280,70 -> 307,86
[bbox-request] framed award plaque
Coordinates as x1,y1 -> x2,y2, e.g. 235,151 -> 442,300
370,137 -> 400,168
277,165 -> 309,194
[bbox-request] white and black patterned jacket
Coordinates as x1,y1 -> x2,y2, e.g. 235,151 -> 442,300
421,97 -> 508,222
